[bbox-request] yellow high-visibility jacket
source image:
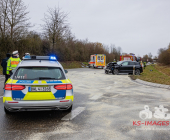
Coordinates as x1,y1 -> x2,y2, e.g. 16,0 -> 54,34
6,57 -> 21,74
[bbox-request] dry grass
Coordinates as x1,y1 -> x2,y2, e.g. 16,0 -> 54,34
155,63 -> 170,77
135,64 -> 170,85
0,67 -> 2,75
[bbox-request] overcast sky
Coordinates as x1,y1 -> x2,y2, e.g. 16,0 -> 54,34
23,0 -> 170,57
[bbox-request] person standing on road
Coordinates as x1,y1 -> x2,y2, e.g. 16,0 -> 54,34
1,53 -> 11,86
113,59 -> 116,62
144,61 -> 146,69
6,51 -> 21,78
22,53 -> 30,59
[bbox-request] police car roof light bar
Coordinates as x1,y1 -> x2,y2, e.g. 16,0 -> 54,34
23,56 -> 57,61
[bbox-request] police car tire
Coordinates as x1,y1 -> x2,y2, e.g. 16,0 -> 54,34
4,107 -> 12,114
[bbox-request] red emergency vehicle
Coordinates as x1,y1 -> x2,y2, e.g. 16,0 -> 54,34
120,53 -> 137,61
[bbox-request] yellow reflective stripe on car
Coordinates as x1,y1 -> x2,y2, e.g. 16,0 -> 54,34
6,78 -> 12,84
66,79 -> 72,83
32,80 -> 47,84
23,92 -> 56,100
7,80 -> 70,84
12,80 -> 18,84
31,85 -> 48,87
65,95 -> 74,101
33,81 -> 39,84
41,81 -> 47,84
61,79 -> 72,83
3,97 -> 13,103
61,80 -> 66,83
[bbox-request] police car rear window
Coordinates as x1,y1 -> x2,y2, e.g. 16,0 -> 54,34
13,67 -> 65,80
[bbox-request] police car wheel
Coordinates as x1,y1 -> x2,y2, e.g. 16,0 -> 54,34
4,107 -> 12,114
66,105 -> 72,113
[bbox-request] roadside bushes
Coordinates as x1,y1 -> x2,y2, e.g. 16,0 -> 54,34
158,45 -> 170,65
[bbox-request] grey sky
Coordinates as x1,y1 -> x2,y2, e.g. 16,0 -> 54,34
24,0 -> 170,57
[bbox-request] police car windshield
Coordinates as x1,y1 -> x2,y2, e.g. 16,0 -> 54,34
13,67 -> 65,80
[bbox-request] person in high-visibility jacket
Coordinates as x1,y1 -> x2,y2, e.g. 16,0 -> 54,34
6,51 -> 21,77
143,62 -> 146,69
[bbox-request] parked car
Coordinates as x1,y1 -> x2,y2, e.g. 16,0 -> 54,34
111,61 -> 143,75
3,56 -> 73,114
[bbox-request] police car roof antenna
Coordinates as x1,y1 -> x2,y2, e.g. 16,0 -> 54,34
39,60 -> 41,63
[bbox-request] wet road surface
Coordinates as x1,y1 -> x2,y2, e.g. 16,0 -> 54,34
0,68 -> 170,140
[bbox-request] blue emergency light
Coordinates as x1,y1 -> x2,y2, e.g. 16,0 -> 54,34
50,56 -> 57,61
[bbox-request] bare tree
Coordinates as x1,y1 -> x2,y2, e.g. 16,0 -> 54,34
0,0 -> 30,40
0,0 -> 8,37
42,7 -> 69,52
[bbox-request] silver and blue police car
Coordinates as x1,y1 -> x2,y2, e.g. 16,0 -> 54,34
3,56 -> 73,113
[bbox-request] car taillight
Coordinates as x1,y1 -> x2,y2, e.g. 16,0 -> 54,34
66,84 -> 72,90
54,84 -> 73,90
5,84 -> 12,90
4,84 -> 25,90
12,85 -> 25,90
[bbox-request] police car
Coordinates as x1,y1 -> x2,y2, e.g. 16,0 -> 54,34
3,56 -> 73,114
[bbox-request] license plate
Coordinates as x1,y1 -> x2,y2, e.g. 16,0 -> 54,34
28,87 -> 51,92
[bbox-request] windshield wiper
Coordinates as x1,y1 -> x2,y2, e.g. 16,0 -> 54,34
38,77 -> 56,80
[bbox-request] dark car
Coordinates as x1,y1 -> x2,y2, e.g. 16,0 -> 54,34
105,62 -> 117,74
111,61 -> 143,75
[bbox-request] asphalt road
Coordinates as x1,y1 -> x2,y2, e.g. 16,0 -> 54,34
0,68 -> 170,140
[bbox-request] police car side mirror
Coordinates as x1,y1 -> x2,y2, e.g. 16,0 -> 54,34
65,70 -> 68,74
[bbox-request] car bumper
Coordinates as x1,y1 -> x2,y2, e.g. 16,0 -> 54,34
105,69 -> 112,72
4,99 -> 73,112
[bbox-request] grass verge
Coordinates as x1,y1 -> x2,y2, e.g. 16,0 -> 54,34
0,67 -> 2,75
130,64 -> 170,85
155,64 -> 170,77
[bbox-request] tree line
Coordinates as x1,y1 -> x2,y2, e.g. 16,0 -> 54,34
0,0 -> 122,63
157,44 -> 170,65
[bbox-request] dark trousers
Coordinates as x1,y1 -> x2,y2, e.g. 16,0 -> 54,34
4,74 -> 9,85
4,74 -> 10,87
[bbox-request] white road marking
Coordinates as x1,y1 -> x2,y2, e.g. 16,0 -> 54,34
61,107 -> 85,121
90,93 -> 103,100
27,125 -> 76,140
